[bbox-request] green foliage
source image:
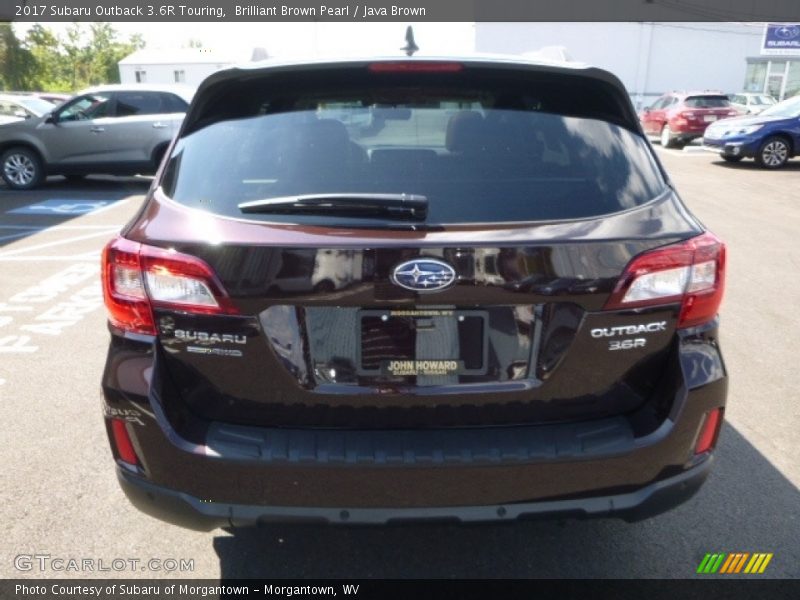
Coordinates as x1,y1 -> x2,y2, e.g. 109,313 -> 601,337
0,23 -> 145,93
0,23 -> 36,89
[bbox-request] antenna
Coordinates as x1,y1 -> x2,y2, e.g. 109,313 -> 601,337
401,26 -> 419,56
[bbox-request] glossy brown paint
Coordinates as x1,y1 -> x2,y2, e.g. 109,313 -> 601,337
102,57 -> 726,527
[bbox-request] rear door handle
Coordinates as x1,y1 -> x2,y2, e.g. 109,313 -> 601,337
90,127 -> 105,133
152,122 -> 168,129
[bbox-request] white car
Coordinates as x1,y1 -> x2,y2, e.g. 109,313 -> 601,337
729,93 -> 776,115
0,94 -> 55,124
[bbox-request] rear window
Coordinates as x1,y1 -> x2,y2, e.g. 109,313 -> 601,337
684,95 -> 730,108
162,67 -> 666,225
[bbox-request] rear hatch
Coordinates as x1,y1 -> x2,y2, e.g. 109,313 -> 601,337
119,59 -> 712,429
683,94 -> 738,127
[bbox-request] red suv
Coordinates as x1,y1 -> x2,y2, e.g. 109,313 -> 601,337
640,92 -> 738,148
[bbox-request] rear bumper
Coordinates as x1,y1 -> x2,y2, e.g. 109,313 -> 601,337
117,455 -> 714,530
668,121 -> 709,140
103,321 -> 727,530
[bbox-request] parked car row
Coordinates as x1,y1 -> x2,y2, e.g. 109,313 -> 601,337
639,90 -> 799,168
0,84 -> 193,190
1,78 -> 796,191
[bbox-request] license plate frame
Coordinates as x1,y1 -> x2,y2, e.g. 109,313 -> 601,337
356,308 -> 489,377
703,115 -> 718,122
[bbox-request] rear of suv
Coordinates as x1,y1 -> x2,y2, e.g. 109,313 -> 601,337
0,84 -> 192,190
640,91 -> 738,148
101,58 -> 727,529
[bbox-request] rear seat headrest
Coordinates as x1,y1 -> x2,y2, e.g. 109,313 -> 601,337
445,111 -> 487,153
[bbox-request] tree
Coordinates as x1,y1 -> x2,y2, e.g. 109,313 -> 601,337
22,24 -> 64,90
0,23 -> 147,92
0,23 -> 36,90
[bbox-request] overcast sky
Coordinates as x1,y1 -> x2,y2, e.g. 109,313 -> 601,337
14,22 -> 476,59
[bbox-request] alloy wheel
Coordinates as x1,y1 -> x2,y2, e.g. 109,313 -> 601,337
3,152 -> 36,187
761,140 -> 789,168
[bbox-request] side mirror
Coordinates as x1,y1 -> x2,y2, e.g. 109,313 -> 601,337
44,113 -> 57,125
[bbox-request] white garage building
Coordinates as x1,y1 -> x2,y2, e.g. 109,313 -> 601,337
118,48 -> 247,87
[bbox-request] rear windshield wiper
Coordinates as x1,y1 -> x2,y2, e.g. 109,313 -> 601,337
237,193 -> 428,221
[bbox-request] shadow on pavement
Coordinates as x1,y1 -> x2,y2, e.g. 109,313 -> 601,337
0,176 -> 150,249
710,159 -> 800,171
213,424 -> 800,578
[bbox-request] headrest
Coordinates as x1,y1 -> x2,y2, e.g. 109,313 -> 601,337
445,111 -> 487,153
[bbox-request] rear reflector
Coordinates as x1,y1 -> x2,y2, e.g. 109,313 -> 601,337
604,232 -> 726,328
111,419 -> 139,466
102,236 -> 237,335
694,408 -> 723,454
368,61 -> 464,73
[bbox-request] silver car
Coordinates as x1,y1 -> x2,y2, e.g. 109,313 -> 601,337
729,92 -> 777,115
0,84 -> 193,190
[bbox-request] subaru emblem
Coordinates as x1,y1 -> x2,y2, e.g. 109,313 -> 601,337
391,258 -> 456,292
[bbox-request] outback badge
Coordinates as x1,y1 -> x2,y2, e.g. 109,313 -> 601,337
391,258 -> 456,292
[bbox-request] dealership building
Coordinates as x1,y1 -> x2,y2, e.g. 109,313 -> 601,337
474,22 -> 800,108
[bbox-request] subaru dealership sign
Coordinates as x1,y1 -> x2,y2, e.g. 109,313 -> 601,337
762,23 -> 800,55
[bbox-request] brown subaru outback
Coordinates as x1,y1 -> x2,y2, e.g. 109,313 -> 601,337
101,57 -> 727,529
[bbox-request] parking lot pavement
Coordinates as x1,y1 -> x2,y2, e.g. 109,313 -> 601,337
1,159 -> 798,580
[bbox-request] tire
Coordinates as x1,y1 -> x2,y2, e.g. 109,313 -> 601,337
755,136 -> 790,169
660,125 -> 677,149
721,155 -> 743,163
1,147 -> 44,190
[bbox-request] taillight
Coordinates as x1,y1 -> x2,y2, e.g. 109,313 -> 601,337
102,236 -> 237,335
694,408 -> 724,454
102,237 -> 155,335
604,232 -> 726,328
368,61 -> 464,73
681,111 -> 695,119
111,419 -> 139,466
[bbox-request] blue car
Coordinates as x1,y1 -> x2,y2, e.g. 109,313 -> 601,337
703,95 -> 800,168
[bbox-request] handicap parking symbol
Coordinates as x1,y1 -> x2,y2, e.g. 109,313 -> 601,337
7,199 -> 119,215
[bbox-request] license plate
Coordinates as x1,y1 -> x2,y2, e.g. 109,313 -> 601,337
358,309 -> 488,376
704,115 -> 718,122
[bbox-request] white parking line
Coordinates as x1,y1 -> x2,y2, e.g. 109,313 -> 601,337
82,197 -> 133,216
0,230 -> 116,258
0,254 -> 101,262
0,225 -> 123,230
656,148 -> 710,157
